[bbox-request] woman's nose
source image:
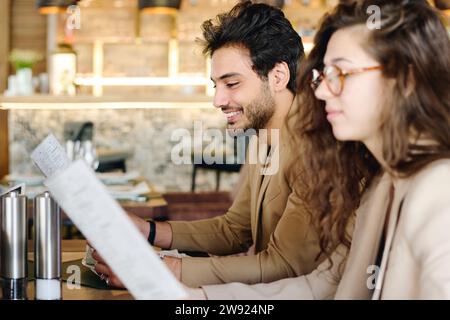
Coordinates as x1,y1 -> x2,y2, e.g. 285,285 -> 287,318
314,79 -> 334,101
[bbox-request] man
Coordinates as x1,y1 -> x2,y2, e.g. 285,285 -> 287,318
94,1 -> 321,288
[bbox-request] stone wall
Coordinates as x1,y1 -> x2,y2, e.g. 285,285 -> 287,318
9,106 -> 242,192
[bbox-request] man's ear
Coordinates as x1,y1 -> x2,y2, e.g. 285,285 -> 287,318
268,61 -> 290,92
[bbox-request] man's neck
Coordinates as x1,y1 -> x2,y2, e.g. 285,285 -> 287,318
265,92 -> 295,146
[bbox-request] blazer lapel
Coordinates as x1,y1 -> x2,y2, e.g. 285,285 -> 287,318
253,150 -> 274,250
371,177 -> 411,300
335,172 -> 393,299
251,159 -> 265,240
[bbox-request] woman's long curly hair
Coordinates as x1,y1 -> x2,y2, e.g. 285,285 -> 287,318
292,0 -> 450,264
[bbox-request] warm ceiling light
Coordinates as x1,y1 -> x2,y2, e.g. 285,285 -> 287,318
139,0 -> 182,15
36,0 -> 80,15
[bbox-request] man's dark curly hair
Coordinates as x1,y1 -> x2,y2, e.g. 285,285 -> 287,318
200,1 -> 304,94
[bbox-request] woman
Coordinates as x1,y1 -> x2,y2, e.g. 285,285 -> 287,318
188,0 -> 450,299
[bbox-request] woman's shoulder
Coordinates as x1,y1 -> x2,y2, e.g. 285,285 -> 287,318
396,159 -> 450,263
400,158 -> 450,236
407,158 -> 450,195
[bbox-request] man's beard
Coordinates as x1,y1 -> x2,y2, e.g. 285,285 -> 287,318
228,82 -> 275,136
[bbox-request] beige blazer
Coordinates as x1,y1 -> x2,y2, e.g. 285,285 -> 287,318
168,101 -> 322,287
203,159 -> 450,299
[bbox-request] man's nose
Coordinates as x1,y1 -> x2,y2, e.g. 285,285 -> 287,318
213,88 -> 230,109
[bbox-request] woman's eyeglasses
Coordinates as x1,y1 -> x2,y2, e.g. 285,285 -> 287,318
310,65 -> 382,96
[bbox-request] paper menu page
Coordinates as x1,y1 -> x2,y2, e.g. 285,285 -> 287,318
44,160 -> 186,300
31,133 -> 71,178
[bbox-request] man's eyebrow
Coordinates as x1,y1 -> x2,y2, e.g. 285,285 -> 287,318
210,72 -> 241,82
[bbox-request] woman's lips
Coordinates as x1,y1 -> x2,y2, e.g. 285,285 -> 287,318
326,110 -> 343,122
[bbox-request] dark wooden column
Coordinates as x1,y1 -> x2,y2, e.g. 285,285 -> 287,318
0,0 -> 11,179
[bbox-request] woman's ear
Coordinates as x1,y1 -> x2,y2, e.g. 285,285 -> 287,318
268,61 -> 291,92
403,64 -> 416,97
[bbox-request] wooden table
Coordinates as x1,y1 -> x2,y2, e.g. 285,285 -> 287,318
27,240 -> 133,300
121,196 -> 168,219
117,177 -> 169,219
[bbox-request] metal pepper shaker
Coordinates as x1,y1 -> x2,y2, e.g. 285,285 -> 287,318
34,192 -> 62,300
0,191 -> 28,300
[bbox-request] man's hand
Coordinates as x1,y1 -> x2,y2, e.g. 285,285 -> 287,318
126,212 -> 150,238
88,212 -> 176,287
92,246 -> 204,299
92,249 -> 183,288
126,212 -> 173,249
161,256 -> 182,280
92,249 -> 125,288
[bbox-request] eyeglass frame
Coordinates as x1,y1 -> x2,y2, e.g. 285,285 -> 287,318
310,65 -> 383,96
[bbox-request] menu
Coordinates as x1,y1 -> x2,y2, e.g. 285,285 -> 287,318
31,134 -> 186,300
